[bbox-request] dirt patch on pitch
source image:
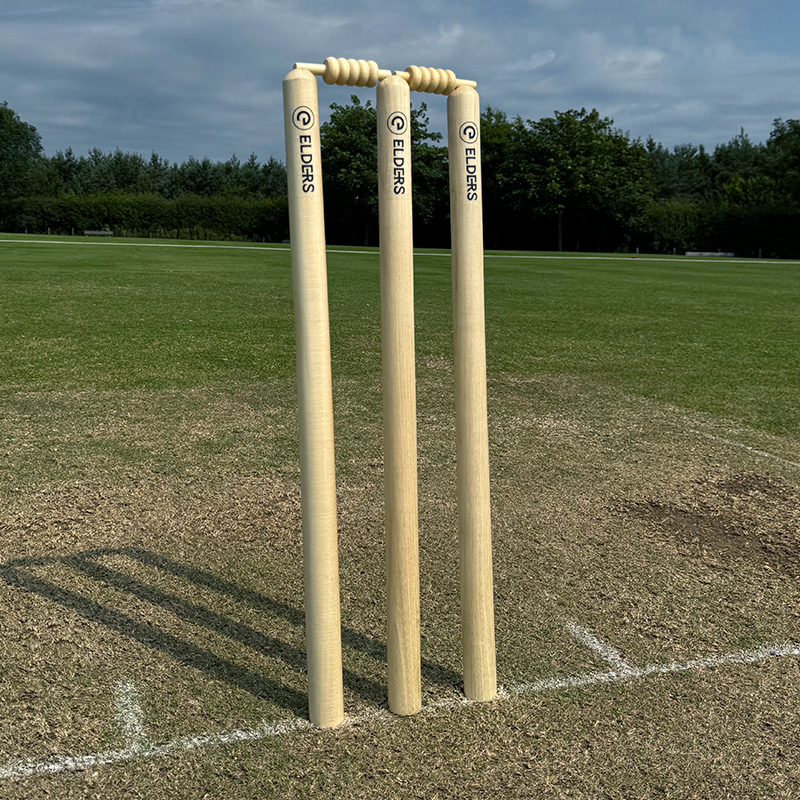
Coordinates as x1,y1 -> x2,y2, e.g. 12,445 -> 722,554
614,472 -> 800,577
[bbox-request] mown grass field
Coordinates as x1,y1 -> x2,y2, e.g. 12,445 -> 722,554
1,234 -> 799,799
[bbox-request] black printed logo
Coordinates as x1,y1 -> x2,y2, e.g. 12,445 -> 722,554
459,122 -> 478,144
292,106 -> 315,130
387,111 -> 408,135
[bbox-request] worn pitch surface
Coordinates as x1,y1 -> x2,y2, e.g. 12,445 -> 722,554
0,236 -> 798,798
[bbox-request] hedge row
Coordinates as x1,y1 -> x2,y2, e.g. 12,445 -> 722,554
642,200 -> 800,258
1,192 -> 289,242
3,191 -> 798,258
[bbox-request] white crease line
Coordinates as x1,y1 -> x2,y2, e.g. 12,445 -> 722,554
115,681 -> 149,752
0,749 -> 136,780
2,640 -> 798,782
0,718 -> 313,780
507,642 -> 800,696
565,622 -> 635,674
426,695 -> 474,712
693,431 -> 800,469
639,642 -> 800,676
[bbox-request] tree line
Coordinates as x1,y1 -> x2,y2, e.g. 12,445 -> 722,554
2,99 -> 799,256
0,101 -> 289,241
484,110 -> 800,256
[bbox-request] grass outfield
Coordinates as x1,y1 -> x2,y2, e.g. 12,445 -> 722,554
1,234 -> 799,798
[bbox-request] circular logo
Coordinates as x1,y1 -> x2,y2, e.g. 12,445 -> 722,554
292,106 -> 315,130
387,111 -> 408,135
459,122 -> 478,144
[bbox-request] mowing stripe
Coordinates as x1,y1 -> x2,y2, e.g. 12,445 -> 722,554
1,637 -> 798,782
2,239 -> 799,266
693,431 -> 800,469
565,622 -> 634,674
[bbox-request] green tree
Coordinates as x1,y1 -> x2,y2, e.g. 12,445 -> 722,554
261,156 -> 288,199
500,108 -> 653,250
42,147 -> 83,195
766,118 -> 800,206
712,131 -> 777,208
480,107 -> 519,249
643,197 -> 701,253
407,102 -> 447,244
0,102 -> 44,202
144,152 -> 172,195
320,96 -> 379,245
646,137 -> 679,198
320,95 -> 447,246
646,139 -> 721,202
714,130 -> 764,181
171,156 -> 224,196
670,143 -> 716,200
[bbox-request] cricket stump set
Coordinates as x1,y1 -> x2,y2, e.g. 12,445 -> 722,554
283,57 -> 495,728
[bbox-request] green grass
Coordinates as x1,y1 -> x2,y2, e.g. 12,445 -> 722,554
483,253 -> 800,435
1,234 -> 799,798
3,236 -> 798,431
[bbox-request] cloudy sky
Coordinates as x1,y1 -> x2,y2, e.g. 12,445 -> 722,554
2,0 -> 798,164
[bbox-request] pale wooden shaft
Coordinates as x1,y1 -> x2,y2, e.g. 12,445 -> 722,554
377,75 -> 422,716
447,85 -> 497,702
283,68 -> 344,728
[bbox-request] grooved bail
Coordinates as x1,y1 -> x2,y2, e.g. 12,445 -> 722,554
323,57 -> 380,87
293,58 -> 390,87
402,66 -> 458,94
291,59 -> 477,92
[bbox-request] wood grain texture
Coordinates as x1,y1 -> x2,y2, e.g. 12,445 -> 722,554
447,85 -> 497,702
283,67 -> 344,728
377,75 -> 422,716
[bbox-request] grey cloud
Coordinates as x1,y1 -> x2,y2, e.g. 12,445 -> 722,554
0,0 -> 798,164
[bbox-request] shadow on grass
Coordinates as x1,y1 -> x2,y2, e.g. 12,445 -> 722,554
0,547 -> 462,719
